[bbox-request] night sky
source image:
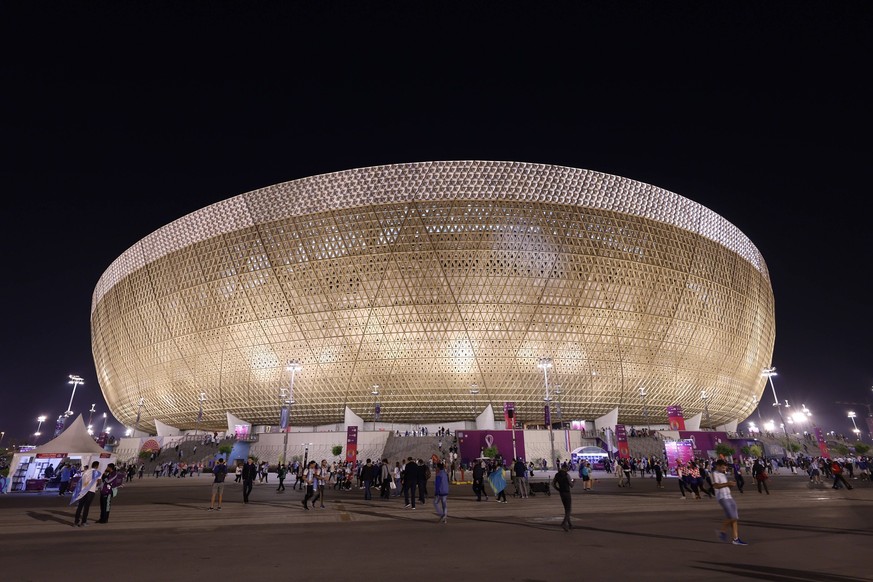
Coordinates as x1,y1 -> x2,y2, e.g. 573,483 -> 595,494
2,2 -> 871,442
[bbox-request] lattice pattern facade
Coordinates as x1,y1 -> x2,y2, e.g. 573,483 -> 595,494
91,161 -> 775,431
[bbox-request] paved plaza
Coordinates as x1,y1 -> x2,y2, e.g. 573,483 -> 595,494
0,471 -> 870,581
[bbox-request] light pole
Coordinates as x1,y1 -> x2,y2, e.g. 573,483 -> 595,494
195,392 -> 207,436
134,398 -> 144,432
101,412 -> 108,434
469,384 -> 479,422
87,404 -> 96,428
554,385 -> 563,430
700,390 -> 710,428
849,411 -> 861,439
762,367 -> 792,455
371,385 -> 381,431
751,395 -> 762,421
538,357 -> 556,470
281,361 -> 301,465
639,387 -> 649,431
34,416 -> 47,445
65,375 -> 84,417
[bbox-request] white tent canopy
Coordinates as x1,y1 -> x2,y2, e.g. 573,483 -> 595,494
3,415 -> 115,493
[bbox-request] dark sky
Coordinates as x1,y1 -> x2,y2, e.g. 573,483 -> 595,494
2,2 -> 871,442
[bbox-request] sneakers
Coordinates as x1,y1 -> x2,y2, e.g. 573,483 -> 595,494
302,501 -> 309,510
216,507 -> 222,511
405,504 -> 411,508
716,530 -> 727,542
731,538 -> 748,546
208,507 -> 214,511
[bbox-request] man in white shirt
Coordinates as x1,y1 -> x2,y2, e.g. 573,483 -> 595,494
712,459 -> 747,545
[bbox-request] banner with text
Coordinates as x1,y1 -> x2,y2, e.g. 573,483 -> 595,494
615,424 -> 630,459
667,405 -> 686,430
346,426 -> 358,465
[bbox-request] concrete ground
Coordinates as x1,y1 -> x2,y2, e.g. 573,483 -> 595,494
0,471 -> 870,581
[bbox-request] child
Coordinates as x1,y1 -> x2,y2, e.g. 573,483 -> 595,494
712,459 -> 747,545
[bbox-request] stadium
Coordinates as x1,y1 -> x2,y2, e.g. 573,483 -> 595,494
91,161 -> 775,433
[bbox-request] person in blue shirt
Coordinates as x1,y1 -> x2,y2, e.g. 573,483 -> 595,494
432,462 -> 449,523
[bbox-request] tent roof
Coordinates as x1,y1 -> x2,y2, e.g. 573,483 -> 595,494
31,415 -> 106,455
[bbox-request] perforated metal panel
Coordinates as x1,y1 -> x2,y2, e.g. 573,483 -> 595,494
91,161 -> 775,431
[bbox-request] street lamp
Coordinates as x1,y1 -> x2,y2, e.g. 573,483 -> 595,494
639,387 -> 649,431
195,392 -> 207,436
700,390 -> 711,427
281,360 -> 301,465
134,398 -> 144,432
65,375 -> 84,416
538,357 -> 556,470
751,395 -> 763,421
34,416 -> 47,445
554,385 -> 563,430
101,412 -> 108,434
762,367 -> 792,454
849,411 -> 861,439
371,385 -> 381,432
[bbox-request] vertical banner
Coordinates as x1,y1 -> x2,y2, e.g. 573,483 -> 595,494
279,406 -> 290,431
814,426 -> 830,458
544,404 -> 551,428
346,426 -> 359,465
667,405 -> 686,430
374,403 -> 381,422
503,402 -> 516,428
615,424 -> 630,459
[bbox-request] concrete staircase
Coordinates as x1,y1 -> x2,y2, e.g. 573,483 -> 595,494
379,433 -> 447,465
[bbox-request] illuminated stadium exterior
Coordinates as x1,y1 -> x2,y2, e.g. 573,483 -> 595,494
91,161 -> 775,432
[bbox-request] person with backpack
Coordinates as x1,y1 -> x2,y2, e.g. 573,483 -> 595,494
830,459 -> 853,490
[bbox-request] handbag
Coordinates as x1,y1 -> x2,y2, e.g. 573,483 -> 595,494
389,480 -> 397,490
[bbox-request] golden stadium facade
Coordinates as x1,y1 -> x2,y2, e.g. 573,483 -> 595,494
91,161 -> 775,432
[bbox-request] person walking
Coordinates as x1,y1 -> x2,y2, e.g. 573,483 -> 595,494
380,459 -> 392,500
209,458 -> 228,510
513,458 -> 529,498
96,463 -> 125,523
653,460 -> 664,489
58,463 -> 72,496
417,459 -> 430,503
432,462 -> 449,524
234,463 -> 243,483
71,461 -> 102,527
712,459 -> 748,545
830,459 -> 853,490
488,461 -> 508,503
276,463 -> 287,492
241,458 -> 257,503
402,457 -> 418,509
472,460 -> 488,501
302,461 -> 317,509
553,462 -> 575,532
361,459 -> 375,500
752,459 -> 770,495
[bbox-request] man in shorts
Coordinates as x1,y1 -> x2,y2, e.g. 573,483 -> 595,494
712,459 -> 747,545
209,458 -> 228,511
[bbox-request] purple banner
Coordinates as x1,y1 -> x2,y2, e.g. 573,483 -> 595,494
346,426 -> 358,464
615,424 -> 629,459
666,405 -> 685,430
455,430 -> 526,465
